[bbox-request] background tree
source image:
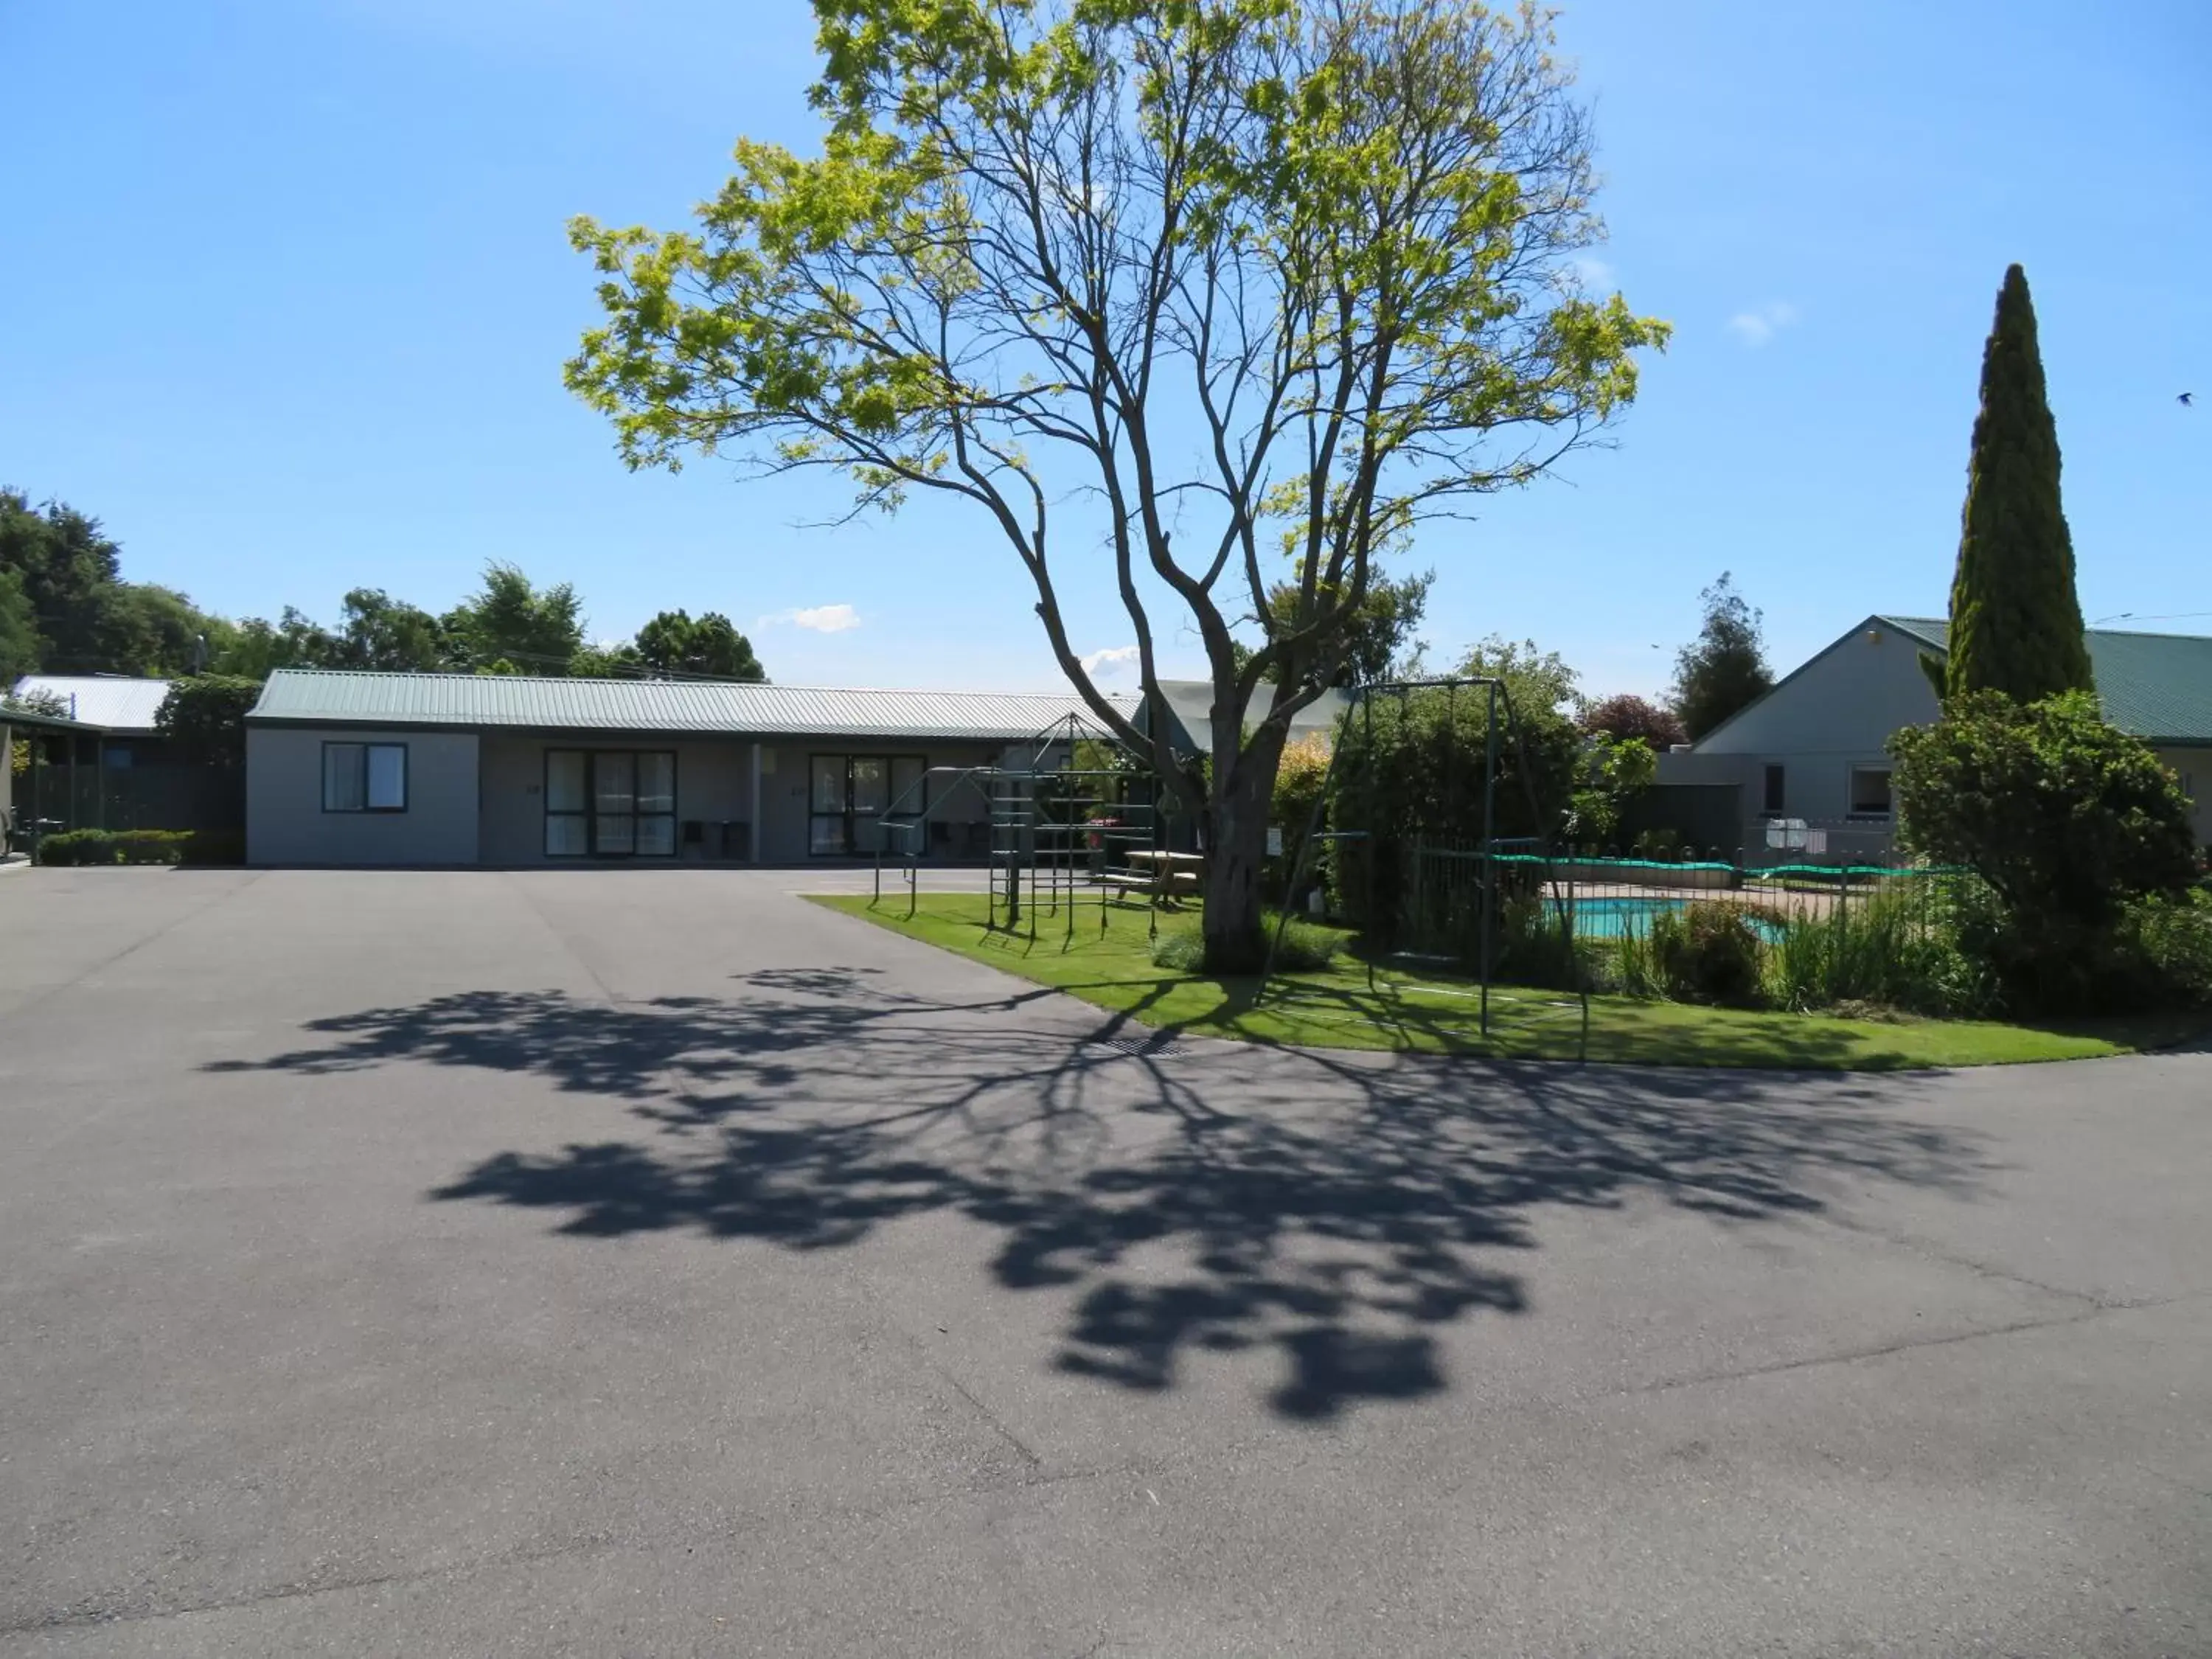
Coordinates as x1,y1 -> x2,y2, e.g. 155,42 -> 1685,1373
1266,568 -> 1430,686
153,675 -> 265,771
4,484 -> 776,689
633,609 -> 767,681
442,563 -> 585,675
1,489 -> 122,672
682,613 -> 765,681
95,583 -> 207,675
4,686 -> 71,718
1235,567 -> 1430,685
1670,572 -> 1773,741
1582,692 -> 1684,751
568,0 -> 1663,968
5,685 -> 71,783
330,588 -> 448,671
0,567 -> 39,682
569,640 -> 644,678
1456,634 -> 1581,728
1565,731 -> 1656,850
212,608 -> 341,678
1935,264 -> 2093,703
1,490 -> 222,675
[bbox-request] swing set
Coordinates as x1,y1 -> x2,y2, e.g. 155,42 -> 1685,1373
1258,675 -> 1590,1056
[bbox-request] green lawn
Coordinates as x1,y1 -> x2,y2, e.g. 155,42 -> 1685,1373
812,891 -> 2202,1071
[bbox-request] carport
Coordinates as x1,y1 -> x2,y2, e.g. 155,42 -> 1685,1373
1,701 -> 110,852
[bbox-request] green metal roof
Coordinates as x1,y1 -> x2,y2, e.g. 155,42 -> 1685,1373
247,669 -> 1138,742
1880,616 -> 2212,744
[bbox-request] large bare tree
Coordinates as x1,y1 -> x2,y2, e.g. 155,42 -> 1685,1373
568,0 -> 1666,969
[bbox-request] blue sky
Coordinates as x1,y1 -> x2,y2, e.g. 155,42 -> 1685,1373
3,0 -> 2206,695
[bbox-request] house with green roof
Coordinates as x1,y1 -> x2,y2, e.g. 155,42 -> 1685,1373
242,669 -> 1140,866
1655,614 -> 2212,860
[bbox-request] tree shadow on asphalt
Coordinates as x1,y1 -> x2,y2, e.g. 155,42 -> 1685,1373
206,969 -> 1990,1422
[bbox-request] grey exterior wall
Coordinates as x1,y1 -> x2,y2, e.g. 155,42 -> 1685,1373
246,726 -> 480,866
1691,619 -> 1941,761
2153,746 -> 2211,846
243,726 -> 1200,867
1658,620 -> 1941,863
755,743 -> 815,864
1658,620 -> 2212,859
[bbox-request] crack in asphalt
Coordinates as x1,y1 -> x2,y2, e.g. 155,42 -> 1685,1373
1621,1290 -> 2205,1401
3,1460 -> 1133,1638
0,872 -> 265,1032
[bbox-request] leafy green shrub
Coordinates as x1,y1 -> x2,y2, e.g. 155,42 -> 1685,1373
1326,649 -> 1585,932
1892,690 -> 2200,1014
1968,888 -> 2212,1016
2122,891 -> 2212,1006
1763,886 -> 1985,1017
1764,910 -> 1828,1011
1267,916 -> 1345,973
1893,690 -> 2197,925
1150,928 -> 1206,971
1652,900 -> 1766,1006
1607,919 -> 1667,999
1152,914 -> 1345,975
1267,733 -> 1334,905
1935,879 -> 2212,1018
1490,894 -> 1584,990
35,829 -> 194,866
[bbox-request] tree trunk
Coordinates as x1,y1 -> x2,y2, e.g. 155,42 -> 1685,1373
1200,726 -> 1286,975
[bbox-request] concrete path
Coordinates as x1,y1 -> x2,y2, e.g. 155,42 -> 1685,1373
1,869 -> 2205,1657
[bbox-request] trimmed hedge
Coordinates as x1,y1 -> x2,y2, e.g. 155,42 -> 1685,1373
33,828 -> 243,866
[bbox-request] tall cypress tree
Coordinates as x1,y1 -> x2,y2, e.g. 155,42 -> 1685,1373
1941,264 -> 2093,702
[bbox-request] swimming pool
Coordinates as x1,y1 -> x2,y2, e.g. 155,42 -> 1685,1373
1554,895 -> 1778,940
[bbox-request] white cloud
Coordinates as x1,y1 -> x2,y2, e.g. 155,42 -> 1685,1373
1726,301 -> 1800,347
1080,644 -> 1142,676
1569,254 -> 1615,291
760,604 -> 862,634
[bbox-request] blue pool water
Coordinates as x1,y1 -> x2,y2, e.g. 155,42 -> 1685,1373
1561,896 -> 1780,940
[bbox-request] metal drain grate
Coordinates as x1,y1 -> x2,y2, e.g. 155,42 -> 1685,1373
1084,1032 -> 1188,1060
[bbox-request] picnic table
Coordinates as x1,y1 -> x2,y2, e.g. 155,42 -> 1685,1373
1103,849 -> 1204,900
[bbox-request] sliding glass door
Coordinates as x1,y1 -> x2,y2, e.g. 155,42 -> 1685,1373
546,749 -> 676,858
593,751 -> 636,855
634,752 -> 675,855
809,754 -> 927,855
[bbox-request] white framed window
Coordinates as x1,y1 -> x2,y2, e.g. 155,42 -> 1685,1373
323,742 -> 407,813
1847,765 -> 1893,818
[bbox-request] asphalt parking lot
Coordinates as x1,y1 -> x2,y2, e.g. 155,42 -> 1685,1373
2,868 -> 2206,1657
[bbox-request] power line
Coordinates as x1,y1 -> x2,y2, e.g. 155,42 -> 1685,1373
2090,610 -> 2212,627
